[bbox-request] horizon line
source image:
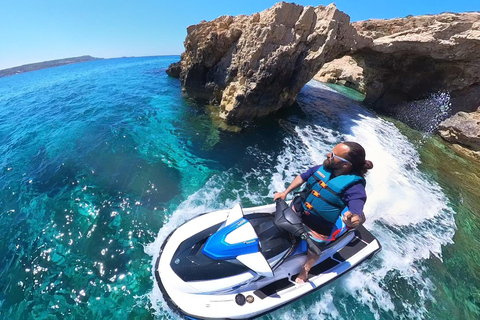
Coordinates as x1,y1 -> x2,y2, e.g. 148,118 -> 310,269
0,54 -> 183,73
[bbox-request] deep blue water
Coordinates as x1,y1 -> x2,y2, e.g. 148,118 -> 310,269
0,56 -> 478,319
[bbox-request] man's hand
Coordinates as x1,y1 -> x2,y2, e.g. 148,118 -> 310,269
273,191 -> 287,201
342,211 -> 364,228
273,175 -> 305,202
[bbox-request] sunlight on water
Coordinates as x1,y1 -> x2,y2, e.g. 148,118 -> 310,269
1,57 -> 475,320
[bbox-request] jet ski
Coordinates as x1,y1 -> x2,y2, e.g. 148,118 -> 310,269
155,200 -> 381,319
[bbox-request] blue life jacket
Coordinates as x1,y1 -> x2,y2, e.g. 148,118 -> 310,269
302,166 -> 365,224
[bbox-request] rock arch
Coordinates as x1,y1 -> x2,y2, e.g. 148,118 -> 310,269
168,2 -> 480,124
318,14 -> 480,116
170,2 -> 367,124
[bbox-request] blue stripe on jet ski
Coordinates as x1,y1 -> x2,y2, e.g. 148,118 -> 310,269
202,218 -> 259,260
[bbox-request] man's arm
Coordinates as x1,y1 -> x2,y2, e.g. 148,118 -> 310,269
273,174 -> 305,201
342,184 -> 367,228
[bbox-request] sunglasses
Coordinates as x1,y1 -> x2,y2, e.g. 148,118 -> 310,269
330,151 -> 351,164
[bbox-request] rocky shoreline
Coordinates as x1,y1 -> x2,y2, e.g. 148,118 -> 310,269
438,107 -> 480,160
167,2 -> 480,157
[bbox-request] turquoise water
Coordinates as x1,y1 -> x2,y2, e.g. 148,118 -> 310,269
0,56 -> 478,319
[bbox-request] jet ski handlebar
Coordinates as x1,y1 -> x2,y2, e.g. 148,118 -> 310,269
274,199 -> 322,256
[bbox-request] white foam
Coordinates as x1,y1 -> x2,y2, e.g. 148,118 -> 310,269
147,82 -> 456,319
311,292 -> 342,318
269,84 -> 455,318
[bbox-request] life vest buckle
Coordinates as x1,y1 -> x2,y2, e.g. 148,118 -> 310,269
305,202 -> 313,210
319,181 -> 327,188
311,190 -> 320,198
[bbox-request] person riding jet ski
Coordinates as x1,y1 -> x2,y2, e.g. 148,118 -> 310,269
155,141 -> 380,319
274,141 -> 374,283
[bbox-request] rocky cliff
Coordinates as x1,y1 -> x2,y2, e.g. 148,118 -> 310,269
316,12 -> 480,115
313,12 -> 480,156
173,2 -> 367,123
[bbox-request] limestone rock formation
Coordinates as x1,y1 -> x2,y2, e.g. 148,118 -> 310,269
166,62 -> 181,78
313,55 -> 365,92
170,1 -> 480,153
175,2 -> 367,123
315,12 -> 480,115
438,107 -> 480,151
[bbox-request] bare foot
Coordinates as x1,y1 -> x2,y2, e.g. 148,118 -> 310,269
295,277 -> 305,284
295,267 -> 309,283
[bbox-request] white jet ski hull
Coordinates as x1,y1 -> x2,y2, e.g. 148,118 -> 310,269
155,203 -> 381,319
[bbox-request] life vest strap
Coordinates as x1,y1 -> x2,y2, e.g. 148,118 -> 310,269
304,200 -> 322,217
306,191 -> 344,210
305,201 -> 313,210
312,173 -> 339,196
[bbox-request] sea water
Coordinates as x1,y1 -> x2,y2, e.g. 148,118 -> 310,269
0,56 -> 479,319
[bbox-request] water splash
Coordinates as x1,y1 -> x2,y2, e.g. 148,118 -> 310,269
392,91 -> 452,135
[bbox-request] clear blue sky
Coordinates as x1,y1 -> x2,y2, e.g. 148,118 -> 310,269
0,0 -> 478,70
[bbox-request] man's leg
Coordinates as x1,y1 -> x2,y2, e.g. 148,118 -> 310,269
296,248 -> 320,283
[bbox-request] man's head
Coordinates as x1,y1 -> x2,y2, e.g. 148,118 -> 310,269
323,142 -> 373,177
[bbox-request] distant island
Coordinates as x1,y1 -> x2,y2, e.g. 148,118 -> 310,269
0,55 -> 102,78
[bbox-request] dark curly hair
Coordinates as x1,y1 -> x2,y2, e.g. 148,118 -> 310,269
342,141 -> 374,177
